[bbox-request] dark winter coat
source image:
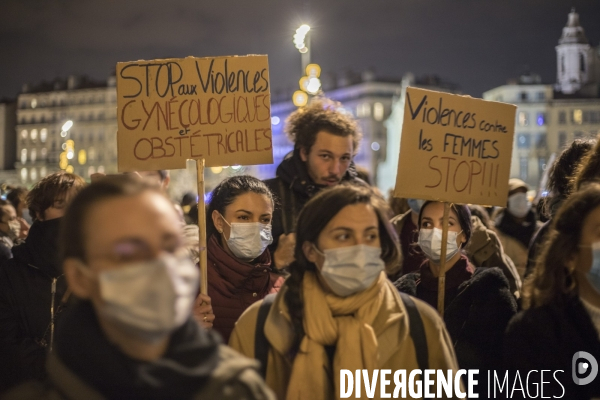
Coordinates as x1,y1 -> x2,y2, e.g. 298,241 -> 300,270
394,260 -> 517,371
505,295 -> 600,399
263,148 -> 361,261
3,301 -> 275,400
207,235 -> 284,343
0,218 -> 67,393
525,219 -> 551,278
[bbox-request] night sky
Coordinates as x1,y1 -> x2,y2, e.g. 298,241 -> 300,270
1,0 -> 600,101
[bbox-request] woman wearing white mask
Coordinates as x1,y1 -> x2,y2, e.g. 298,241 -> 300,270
395,201 -> 517,376
3,175 -> 275,399
493,178 -> 543,279
230,184 -> 461,399
505,183 -> 600,399
203,175 -> 284,343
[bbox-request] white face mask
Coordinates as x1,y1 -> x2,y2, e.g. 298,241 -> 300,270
7,220 -> 20,240
418,228 -> 462,263
508,192 -> 531,218
81,253 -> 199,343
314,244 -> 385,297
220,213 -> 273,261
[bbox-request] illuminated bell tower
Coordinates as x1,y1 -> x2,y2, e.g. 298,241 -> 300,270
555,8 -> 591,94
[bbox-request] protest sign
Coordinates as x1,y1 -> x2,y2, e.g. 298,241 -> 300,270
116,55 -> 273,295
116,55 -> 273,172
394,87 -> 516,207
393,87 -> 516,315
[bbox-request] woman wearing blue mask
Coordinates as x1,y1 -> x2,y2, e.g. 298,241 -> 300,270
395,201 -> 517,375
230,184 -> 461,399
505,183 -> 600,399
203,175 -> 284,343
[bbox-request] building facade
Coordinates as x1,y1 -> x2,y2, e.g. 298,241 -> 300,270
483,9 -> 600,190
15,76 -> 118,186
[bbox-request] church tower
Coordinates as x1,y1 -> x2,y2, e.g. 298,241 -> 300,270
555,8 -> 592,94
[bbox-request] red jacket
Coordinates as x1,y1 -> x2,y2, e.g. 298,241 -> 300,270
206,234 -> 284,343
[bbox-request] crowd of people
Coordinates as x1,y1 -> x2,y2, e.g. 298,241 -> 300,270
0,97 -> 599,398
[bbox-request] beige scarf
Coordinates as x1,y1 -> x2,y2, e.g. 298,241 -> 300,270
285,271 -> 398,400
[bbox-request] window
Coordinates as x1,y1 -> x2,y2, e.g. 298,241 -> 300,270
30,168 -> 37,182
40,128 -> 47,143
21,149 -> 27,164
580,53 -> 586,72
30,129 -> 37,141
41,148 -> 47,159
88,166 -> 96,177
537,92 -> 546,101
20,130 -> 27,140
20,168 -> 27,182
573,109 -> 583,125
356,103 -> 371,118
517,133 -> 530,149
558,111 -> 567,124
561,55 -> 565,75
373,103 -> 384,121
40,166 -> 47,178
518,111 -> 529,127
88,147 -> 96,161
98,165 -> 105,174
31,149 -> 36,163
538,157 -> 546,179
520,92 -> 528,101
535,133 -> 547,149
520,157 -> 528,181
30,99 -> 37,109
536,113 -> 546,126
558,132 -> 567,148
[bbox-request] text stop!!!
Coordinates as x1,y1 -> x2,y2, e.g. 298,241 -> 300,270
394,87 -> 516,207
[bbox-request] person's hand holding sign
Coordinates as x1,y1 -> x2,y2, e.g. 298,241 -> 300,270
193,293 -> 215,330
274,233 -> 296,270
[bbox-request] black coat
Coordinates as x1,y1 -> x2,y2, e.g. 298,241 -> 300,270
395,265 -> 517,371
0,218 -> 67,393
505,295 -> 600,399
264,148 -> 360,259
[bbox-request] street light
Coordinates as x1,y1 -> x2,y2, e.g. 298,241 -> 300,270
293,24 -> 311,75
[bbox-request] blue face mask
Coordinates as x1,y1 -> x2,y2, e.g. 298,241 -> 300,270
407,198 -> 425,214
586,242 -> 600,294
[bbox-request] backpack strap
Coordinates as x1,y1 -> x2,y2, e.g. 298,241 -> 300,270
254,293 -> 277,378
399,292 -> 429,371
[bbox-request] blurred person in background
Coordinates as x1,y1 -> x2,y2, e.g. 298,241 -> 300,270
230,185 -> 460,399
264,98 -> 364,271
493,179 -> 543,279
395,201 -> 517,374
526,139 -> 595,278
203,175 -> 283,343
0,200 -> 20,261
180,192 -> 197,225
0,172 -> 85,392
3,175 -> 274,400
7,187 -> 31,239
391,199 -> 521,295
505,183 -> 600,399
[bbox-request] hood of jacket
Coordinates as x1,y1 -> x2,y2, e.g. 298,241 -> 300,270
11,218 -> 62,278
276,148 -> 359,198
53,300 -> 222,400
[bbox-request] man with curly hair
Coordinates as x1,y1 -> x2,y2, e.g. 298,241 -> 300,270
264,98 -> 364,270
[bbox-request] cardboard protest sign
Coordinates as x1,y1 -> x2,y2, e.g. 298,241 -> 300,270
116,55 -> 273,172
394,87 -> 516,207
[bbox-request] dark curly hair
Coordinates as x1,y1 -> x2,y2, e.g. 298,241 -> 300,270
284,97 -> 362,155
27,171 -> 86,221
543,138 -> 595,217
284,184 -> 400,354
206,175 -> 274,239
572,134 -> 600,193
523,183 -> 600,309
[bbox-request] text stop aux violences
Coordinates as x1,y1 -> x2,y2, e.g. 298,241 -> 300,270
118,58 -> 272,162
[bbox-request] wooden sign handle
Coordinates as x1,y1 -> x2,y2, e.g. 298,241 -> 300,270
437,202 -> 451,317
196,159 -> 208,295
